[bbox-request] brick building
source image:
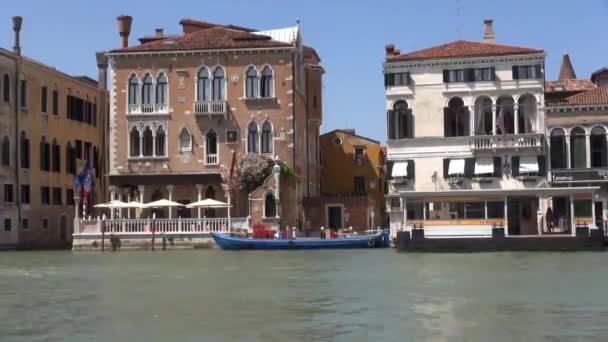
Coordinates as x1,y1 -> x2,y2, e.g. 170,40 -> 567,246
0,17 -> 108,248
103,17 -> 323,230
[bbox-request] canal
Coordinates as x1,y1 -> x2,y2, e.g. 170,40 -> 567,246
1,250 -> 607,341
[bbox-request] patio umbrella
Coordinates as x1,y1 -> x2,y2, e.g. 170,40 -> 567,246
142,199 -> 185,208
123,201 -> 145,209
94,200 -> 128,208
186,198 -> 231,208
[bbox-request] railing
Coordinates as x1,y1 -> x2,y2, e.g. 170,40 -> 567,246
128,104 -> 169,115
141,104 -> 154,113
77,217 -> 249,235
470,133 -> 544,151
206,154 -> 218,165
193,101 -> 227,115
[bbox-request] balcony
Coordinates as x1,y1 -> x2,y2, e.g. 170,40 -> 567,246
128,103 -> 169,116
470,133 -> 544,153
206,154 -> 218,165
193,101 -> 227,118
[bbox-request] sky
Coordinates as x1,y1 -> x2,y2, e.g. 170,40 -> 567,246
1,0 -> 607,142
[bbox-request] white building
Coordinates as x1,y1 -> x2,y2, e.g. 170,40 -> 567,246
383,20 -> 598,238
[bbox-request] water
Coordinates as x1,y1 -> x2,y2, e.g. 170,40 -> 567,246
1,250 -> 607,342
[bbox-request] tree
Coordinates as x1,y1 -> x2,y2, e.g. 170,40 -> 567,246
237,154 -> 274,193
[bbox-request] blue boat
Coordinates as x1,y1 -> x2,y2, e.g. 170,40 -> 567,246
210,229 -> 390,250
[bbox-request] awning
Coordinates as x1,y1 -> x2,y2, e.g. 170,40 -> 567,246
392,161 -> 409,178
475,158 -> 493,175
520,156 -> 539,173
387,186 -> 600,198
448,159 -> 465,176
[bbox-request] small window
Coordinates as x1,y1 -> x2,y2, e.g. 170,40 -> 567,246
385,72 -> 409,87
333,137 -> 342,145
21,218 -> 28,230
4,184 -> 14,203
226,129 -> 239,144
2,74 -> 9,102
19,79 -> 27,108
354,176 -> 366,194
179,128 -> 192,152
20,185 -> 30,204
52,90 -> 58,115
4,218 -> 11,232
75,140 -> 83,159
52,187 -> 62,205
42,218 -> 49,230
40,186 -> 50,205
2,136 -> 10,166
41,86 -> 48,113
354,147 -> 364,166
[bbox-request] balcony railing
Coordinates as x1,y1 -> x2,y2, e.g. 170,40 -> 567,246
76,217 -> 249,235
470,133 -> 544,152
206,154 -> 218,165
128,103 -> 169,115
193,101 -> 227,116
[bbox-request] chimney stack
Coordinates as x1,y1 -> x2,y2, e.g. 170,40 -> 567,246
155,28 -> 164,37
12,16 -> 23,56
116,15 -> 133,48
385,44 -> 395,57
95,51 -> 109,90
483,19 -> 495,43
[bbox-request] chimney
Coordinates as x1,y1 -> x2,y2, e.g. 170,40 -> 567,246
385,44 -> 395,57
483,19 -> 495,43
12,16 -> 23,56
558,51 -> 577,80
95,51 -> 109,90
116,15 -> 133,48
155,28 -> 164,37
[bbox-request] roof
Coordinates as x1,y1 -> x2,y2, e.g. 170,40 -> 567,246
179,18 -> 257,33
321,129 -> 380,145
558,52 -> 577,80
591,67 -> 608,82
559,85 -> 608,106
386,39 -> 543,62
253,26 -> 299,44
545,79 -> 595,93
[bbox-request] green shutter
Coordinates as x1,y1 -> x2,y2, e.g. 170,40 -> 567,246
494,157 -> 503,177
490,67 -> 496,81
464,158 -> 475,178
407,160 -> 415,181
538,155 -> 547,176
443,70 -> 449,83
511,156 -> 520,177
443,159 -> 450,179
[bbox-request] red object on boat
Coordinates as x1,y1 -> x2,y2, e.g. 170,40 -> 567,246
330,231 -> 338,238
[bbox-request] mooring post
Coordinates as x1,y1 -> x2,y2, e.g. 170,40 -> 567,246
151,213 -> 156,251
101,214 -> 106,252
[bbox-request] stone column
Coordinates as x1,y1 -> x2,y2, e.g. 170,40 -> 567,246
513,103 -> 519,134
402,196 -> 407,231
565,135 -> 571,169
126,192 -> 131,219
138,185 -> 145,218
167,185 -> 174,219
585,134 -> 591,168
569,194 -> 575,236
537,196 -> 544,235
591,193 -> 597,229
74,187 -> 81,219
109,186 -> 117,219
468,105 -> 474,136
196,184 -> 203,219
504,197 -> 509,237
139,134 -> 143,157
492,104 -> 497,135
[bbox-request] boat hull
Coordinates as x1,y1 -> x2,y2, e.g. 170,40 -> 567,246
210,230 -> 390,250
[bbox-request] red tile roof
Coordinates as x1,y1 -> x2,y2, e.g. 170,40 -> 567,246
386,40 -> 543,61
546,79 -> 595,93
560,85 -> 608,106
179,18 -> 257,33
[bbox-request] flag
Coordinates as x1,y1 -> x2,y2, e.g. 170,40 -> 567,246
74,159 -> 94,203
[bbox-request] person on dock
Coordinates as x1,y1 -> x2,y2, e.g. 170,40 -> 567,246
320,227 -> 325,239
545,207 -> 554,233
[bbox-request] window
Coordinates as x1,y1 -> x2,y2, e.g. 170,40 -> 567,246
42,218 -> 48,229
474,97 -> 493,135
206,130 -> 217,156
52,187 -> 62,205
4,184 -> 14,203
52,90 -> 58,115
443,68 -> 495,83
487,201 -> 505,219
425,202 -> 465,220
141,74 -> 153,105
260,66 -> 273,98
2,74 -> 9,102
21,185 -> 30,204
550,128 -> 567,169
570,127 -> 587,169
52,140 -> 60,172
66,189 -> 74,206
156,74 -> 167,105
155,126 -> 166,156
443,69 -> 464,83
179,128 -> 192,152
264,193 -> 277,217
197,68 -> 210,101
590,126 -> 607,168
128,74 -> 138,105
384,72 -> 409,87
226,129 -> 239,144
66,142 -> 76,175
19,79 -> 27,108
40,86 -> 48,113
40,186 -> 50,205
4,219 -> 10,232
39,137 -> 50,172
496,96 -> 515,135
517,95 -> 537,134
75,140 -> 83,159
245,66 -> 258,98
142,126 -> 153,157
513,65 -> 542,80
354,147 -> 364,166
444,97 -> 469,137
21,218 -> 28,230
261,121 -> 273,154
473,68 -> 495,81
20,132 -> 29,169
388,100 -> 413,140
130,127 -> 141,157
465,202 -> 485,219
354,176 -> 366,194
247,122 -> 258,153
212,67 -> 225,101
2,136 -> 9,166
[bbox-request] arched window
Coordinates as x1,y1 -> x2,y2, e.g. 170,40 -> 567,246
550,128 -> 567,169
570,127 -> 587,169
247,121 -> 258,153
129,127 -> 141,157
141,74 -> 153,105
206,130 -> 218,164
388,101 -> 413,140
205,186 -> 216,218
212,67 -> 225,101
1,136 -> 9,166
260,66 -> 273,98
128,74 -> 138,105
142,126 -> 153,157
156,73 -> 167,105
155,126 -> 166,157
179,127 -> 192,152
590,126 -> 607,168
474,97 -> 493,135
264,193 -> 277,218
518,95 -> 537,134
444,97 -> 469,137
496,96 -> 515,134
2,74 -> 9,102
197,67 -> 210,101
261,121 -> 273,154
20,131 -> 29,169
245,66 -> 258,98
19,78 -> 27,108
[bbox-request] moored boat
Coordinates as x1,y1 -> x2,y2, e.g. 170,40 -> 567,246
211,229 -> 390,250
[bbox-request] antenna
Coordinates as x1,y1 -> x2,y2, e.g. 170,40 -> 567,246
456,0 -> 463,38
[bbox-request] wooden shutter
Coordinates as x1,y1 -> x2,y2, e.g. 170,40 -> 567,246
406,109 -> 414,138
512,66 -> 519,80
535,64 -> 542,79
443,70 -> 449,83
490,67 -> 496,81
464,158 -> 475,178
511,156 -> 520,177
443,159 -> 450,179
463,109 -> 470,136
538,155 -> 547,176
494,157 -> 503,177
407,160 -> 415,180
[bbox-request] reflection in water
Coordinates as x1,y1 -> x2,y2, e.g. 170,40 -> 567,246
0,250 -> 607,341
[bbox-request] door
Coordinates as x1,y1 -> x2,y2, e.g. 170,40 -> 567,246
595,201 -> 603,229
507,199 -> 521,235
327,206 -> 342,229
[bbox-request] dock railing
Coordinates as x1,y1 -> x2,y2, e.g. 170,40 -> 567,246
77,217 -> 249,235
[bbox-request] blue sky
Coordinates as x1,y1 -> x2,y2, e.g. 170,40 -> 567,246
1,0 -> 607,141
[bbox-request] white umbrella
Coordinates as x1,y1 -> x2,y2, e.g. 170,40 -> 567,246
142,199 -> 185,208
123,201 -> 144,209
94,200 -> 128,208
186,198 -> 231,208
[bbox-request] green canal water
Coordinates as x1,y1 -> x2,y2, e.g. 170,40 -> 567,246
1,250 -> 608,341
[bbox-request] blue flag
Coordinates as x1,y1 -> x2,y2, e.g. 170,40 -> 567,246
74,159 -> 94,198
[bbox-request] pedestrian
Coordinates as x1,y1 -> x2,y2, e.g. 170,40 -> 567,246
545,207 -> 554,232
320,226 -> 325,239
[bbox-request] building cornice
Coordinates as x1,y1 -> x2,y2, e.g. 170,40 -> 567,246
383,53 -> 545,71
546,104 -> 608,114
108,47 -> 294,58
